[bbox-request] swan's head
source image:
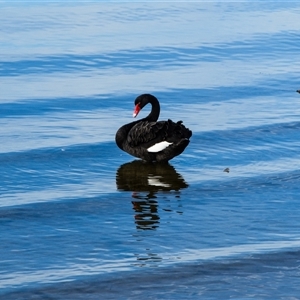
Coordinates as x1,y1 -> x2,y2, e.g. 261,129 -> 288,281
133,94 -> 158,118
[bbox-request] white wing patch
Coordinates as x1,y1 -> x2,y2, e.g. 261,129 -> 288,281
147,141 -> 173,152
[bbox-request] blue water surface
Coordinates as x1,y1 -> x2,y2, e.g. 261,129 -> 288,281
1,2 -> 300,299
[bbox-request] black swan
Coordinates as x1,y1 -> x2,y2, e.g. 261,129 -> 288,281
115,94 -> 192,162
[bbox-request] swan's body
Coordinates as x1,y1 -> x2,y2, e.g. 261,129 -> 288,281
115,94 -> 192,162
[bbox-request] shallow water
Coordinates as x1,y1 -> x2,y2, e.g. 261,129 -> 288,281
1,2 -> 300,299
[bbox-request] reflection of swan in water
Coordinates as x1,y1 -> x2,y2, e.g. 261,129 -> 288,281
116,160 -> 188,192
116,160 -> 189,230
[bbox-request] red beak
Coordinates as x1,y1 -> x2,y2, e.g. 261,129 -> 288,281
133,103 -> 141,118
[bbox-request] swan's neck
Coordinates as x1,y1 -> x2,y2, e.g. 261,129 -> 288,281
145,97 -> 160,122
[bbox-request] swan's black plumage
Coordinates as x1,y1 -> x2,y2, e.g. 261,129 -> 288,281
115,94 -> 192,162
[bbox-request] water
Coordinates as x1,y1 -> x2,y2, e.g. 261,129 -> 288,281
1,2 -> 300,299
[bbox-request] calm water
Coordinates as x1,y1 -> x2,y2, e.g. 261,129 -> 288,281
1,2 -> 300,299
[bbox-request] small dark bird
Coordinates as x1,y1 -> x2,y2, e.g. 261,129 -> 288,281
115,94 -> 192,162
223,167 -> 230,173
297,90 -> 300,94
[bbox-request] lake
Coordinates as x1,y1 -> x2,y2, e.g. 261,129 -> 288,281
1,1 -> 300,299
